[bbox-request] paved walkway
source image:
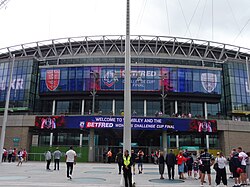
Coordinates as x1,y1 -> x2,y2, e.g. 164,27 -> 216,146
0,161 -> 235,187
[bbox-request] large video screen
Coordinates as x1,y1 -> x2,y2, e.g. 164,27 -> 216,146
39,66 -> 221,94
35,115 -> 217,133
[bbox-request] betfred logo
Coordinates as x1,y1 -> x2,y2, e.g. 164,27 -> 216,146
46,70 -> 60,91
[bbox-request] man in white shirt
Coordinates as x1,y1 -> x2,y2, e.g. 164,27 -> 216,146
45,150 -> 52,170
238,147 -> 249,185
65,146 -> 77,179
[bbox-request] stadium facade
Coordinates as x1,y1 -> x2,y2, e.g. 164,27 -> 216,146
1,35 -> 250,162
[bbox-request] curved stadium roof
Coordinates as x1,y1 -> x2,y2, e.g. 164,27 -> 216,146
0,35 -> 250,63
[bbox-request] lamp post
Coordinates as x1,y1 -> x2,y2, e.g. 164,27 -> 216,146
89,71 -> 98,162
0,55 -> 15,163
90,71 -> 98,115
159,74 -> 168,115
123,0 -> 131,153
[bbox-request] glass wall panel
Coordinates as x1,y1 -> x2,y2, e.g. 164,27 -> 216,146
55,100 -> 81,115
147,100 -> 160,116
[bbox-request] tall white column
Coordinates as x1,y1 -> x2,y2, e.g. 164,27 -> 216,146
162,131 -> 168,155
0,55 -> 15,163
204,102 -> 208,119
123,0 -> 131,153
112,99 -> 115,115
204,102 -> 209,150
52,100 -> 56,115
206,135 -> 210,150
79,133 -> 83,147
81,99 -> 85,115
175,101 -> 178,114
88,129 -> 95,162
176,135 -> 179,149
50,100 -> 56,147
144,99 -> 147,117
49,132 -> 53,147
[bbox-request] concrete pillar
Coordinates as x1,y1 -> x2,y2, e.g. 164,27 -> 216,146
88,129 -> 95,162
79,133 -> 83,147
206,135 -> 210,150
144,99 -> 147,117
50,100 -> 56,147
52,100 -> 56,115
176,135 -> 179,149
49,132 -> 53,147
162,131 -> 168,155
112,99 -> 115,115
175,100 -> 178,114
204,102 -> 208,119
81,99 -> 85,115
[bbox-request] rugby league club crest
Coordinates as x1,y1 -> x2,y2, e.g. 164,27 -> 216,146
46,69 -> 60,91
103,70 -> 117,87
201,73 -> 217,93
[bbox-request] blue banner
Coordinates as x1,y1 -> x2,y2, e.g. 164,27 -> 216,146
39,66 -> 221,94
35,115 -> 217,133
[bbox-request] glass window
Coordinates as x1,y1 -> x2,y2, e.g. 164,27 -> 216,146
115,100 -> 124,116
132,100 -> 144,116
98,100 -> 113,115
147,100 -> 160,116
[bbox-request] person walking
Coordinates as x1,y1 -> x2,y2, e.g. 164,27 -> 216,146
115,149 -> 123,174
45,150 -> 52,170
186,152 -> 194,178
231,149 -> 241,187
166,149 -> 176,180
176,150 -> 186,180
200,148 -> 214,187
22,149 -> 27,162
158,151 -> 165,179
8,147 -> 13,163
238,147 -> 249,186
123,150 -> 133,187
137,149 -> 144,174
130,150 -> 137,175
107,149 -> 112,164
53,147 -> 62,170
65,146 -> 77,179
17,148 -> 23,166
214,152 -> 227,186
193,158 -> 199,180
2,148 -> 7,162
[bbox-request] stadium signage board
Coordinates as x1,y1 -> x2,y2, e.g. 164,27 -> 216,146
35,115 -> 217,133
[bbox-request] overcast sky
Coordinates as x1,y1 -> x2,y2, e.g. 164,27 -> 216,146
1,0 -> 250,49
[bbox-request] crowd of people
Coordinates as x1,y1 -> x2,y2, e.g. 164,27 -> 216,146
157,147 -> 250,187
3,145 -> 250,187
2,147 -> 28,165
106,146 -> 250,187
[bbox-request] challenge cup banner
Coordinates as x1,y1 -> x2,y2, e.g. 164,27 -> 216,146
45,70 -> 60,91
39,67 -> 221,94
35,115 -> 217,133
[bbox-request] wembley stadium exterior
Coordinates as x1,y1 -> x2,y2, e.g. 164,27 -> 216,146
0,35 -> 250,162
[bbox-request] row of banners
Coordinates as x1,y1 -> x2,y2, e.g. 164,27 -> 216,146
35,115 -> 217,133
40,66 -> 221,94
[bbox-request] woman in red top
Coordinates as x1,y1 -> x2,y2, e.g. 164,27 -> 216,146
23,149 -> 27,162
176,150 -> 187,179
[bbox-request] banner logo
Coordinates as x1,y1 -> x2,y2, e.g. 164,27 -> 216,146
201,73 -> 217,93
46,70 -> 60,91
103,70 -> 117,87
41,117 -> 56,129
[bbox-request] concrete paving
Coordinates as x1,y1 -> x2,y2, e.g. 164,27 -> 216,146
0,161 -> 235,187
